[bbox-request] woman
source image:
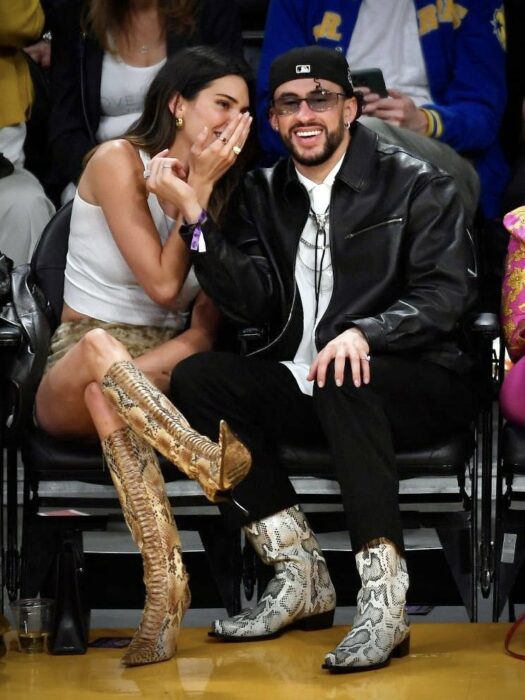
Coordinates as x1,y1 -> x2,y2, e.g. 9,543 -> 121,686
46,0 -> 244,203
500,205 -> 525,427
35,46 -> 253,666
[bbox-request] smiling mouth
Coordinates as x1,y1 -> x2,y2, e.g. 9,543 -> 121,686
294,128 -> 323,139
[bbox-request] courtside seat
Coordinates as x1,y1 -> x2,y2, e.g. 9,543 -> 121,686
493,422 -> 525,620
5,202 -> 242,615
240,315 -> 498,622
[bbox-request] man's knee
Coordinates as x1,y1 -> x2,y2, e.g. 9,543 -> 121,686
170,351 -> 217,401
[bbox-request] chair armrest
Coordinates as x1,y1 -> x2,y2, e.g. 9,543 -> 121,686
468,312 -> 500,339
0,326 -> 22,347
238,327 -> 266,356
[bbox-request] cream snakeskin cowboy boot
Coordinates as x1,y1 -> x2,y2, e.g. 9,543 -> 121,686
323,541 -> 410,673
101,360 -> 251,502
102,427 -> 190,666
210,505 -> 336,640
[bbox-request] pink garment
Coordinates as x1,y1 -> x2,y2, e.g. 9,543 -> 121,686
501,206 -> 525,363
500,355 -> 525,427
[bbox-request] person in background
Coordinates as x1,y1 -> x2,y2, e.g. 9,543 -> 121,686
149,46 -> 478,673
34,47 -> 253,666
46,0 -> 245,204
0,0 -> 55,265
256,0 -> 508,222
500,206 -> 525,429
501,0 -> 525,213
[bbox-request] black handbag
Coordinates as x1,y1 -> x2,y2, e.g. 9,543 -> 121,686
0,254 -> 52,436
49,540 -> 90,655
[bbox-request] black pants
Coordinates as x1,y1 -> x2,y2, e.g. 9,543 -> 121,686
170,352 -> 477,553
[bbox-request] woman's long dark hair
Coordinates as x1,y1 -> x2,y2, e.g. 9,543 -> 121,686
125,46 -> 254,222
84,0 -> 196,52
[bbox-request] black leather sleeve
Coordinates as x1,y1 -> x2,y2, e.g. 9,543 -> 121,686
180,188 -> 276,326
350,175 -> 477,353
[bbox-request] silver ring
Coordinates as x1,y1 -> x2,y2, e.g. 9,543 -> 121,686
362,355 -> 371,361
218,136 -> 228,144
162,164 -> 172,169
232,145 -> 242,155
143,169 -> 151,179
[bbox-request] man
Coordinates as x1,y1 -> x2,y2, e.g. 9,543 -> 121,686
152,46 -> 478,673
0,0 -> 55,265
256,0 -> 508,221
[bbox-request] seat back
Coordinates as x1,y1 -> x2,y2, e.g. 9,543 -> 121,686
30,200 -> 73,331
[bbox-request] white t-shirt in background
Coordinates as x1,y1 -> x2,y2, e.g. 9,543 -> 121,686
346,0 -> 432,106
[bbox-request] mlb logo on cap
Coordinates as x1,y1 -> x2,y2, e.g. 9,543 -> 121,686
295,64 -> 311,74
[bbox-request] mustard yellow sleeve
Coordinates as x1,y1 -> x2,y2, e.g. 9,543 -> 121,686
0,0 -> 45,48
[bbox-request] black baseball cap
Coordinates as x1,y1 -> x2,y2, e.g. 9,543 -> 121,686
269,46 -> 355,97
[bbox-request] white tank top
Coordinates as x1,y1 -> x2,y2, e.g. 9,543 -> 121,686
63,150 -> 200,329
96,52 -> 166,143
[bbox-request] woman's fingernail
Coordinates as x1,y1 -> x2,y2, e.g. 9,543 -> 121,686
354,380 -> 360,388
336,379 -> 342,387
318,381 -> 324,388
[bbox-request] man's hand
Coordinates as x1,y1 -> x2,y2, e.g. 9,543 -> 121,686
360,87 -> 428,132
307,328 -> 371,389
24,39 -> 51,68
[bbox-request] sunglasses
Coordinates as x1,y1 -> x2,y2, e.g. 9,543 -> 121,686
272,90 -> 347,116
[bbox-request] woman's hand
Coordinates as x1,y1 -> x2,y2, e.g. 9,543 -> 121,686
188,112 -> 252,191
145,151 -> 202,222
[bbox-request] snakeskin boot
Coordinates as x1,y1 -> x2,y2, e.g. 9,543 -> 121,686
102,427 -> 191,666
101,360 -> 251,502
323,541 -> 410,673
210,505 -> 336,641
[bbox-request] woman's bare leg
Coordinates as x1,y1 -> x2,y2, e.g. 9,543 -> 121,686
35,329 -> 141,436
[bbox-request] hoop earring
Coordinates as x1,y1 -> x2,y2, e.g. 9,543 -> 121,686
175,116 -> 184,129
344,120 -> 351,130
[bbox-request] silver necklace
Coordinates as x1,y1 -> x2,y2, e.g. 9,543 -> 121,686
300,236 -> 330,250
301,205 -> 331,319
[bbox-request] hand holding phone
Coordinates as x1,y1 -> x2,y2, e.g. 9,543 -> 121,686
351,68 -> 388,98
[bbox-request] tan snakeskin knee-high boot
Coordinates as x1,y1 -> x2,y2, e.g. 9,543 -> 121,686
101,360 -> 251,502
102,426 -> 190,666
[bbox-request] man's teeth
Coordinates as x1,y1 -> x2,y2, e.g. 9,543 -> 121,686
296,129 -> 322,137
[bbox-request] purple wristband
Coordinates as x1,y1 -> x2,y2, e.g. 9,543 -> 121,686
187,210 -> 208,251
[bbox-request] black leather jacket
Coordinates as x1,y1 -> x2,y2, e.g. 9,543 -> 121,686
182,123 -> 477,374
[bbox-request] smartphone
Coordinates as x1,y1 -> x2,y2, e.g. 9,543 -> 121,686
351,68 -> 388,98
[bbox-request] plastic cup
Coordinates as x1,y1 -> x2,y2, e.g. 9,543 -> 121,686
10,599 -> 54,653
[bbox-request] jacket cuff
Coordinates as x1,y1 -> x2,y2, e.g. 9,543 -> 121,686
351,317 -> 388,352
420,108 -> 443,139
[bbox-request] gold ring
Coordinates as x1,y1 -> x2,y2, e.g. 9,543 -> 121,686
232,145 -> 242,155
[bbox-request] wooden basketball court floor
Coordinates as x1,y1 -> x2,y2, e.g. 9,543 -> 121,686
1,623 -> 525,700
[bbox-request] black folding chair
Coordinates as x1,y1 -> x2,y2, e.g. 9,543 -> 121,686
239,312 -> 499,622
4,202 -> 242,616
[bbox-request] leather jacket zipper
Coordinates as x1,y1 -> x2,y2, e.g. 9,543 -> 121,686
345,217 -> 403,239
248,252 -> 299,357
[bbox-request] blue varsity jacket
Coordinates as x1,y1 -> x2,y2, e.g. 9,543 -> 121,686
256,0 -> 508,218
